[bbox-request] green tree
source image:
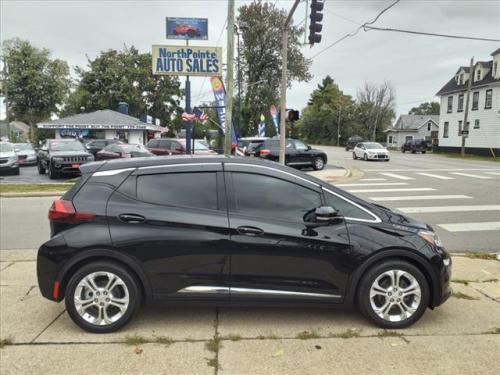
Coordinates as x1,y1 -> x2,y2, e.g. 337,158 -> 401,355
63,46 -> 183,128
1,38 -> 70,141
409,101 -> 440,115
237,1 -> 311,136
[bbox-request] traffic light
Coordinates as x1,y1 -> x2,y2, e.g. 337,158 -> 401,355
309,0 -> 324,45
288,110 -> 299,122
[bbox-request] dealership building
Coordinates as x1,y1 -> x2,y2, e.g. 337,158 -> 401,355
37,103 -> 163,144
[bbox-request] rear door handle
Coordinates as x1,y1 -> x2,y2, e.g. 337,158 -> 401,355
118,214 -> 145,224
236,226 -> 264,236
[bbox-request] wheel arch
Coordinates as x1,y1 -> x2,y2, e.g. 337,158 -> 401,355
346,249 -> 439,308
56,249 -> 152,304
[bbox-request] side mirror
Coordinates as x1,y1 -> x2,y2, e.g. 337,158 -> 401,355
306,145 -> 312,151
303,206 -> 341,227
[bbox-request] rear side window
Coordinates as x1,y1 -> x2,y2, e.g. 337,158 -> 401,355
137,172 -> 218,210
324,190 -> 375,221
231,173 -> 321,222
147,140 -> 159,148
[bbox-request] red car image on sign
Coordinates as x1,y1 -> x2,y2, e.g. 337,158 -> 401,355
173,24 -> 200,37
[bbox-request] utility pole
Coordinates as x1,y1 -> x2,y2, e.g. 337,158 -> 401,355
235,25 -> 242,134
185,40 -> 192,155
224,0 -> 235,155
461,57 -> 474,157
2,56 -> 10,139
336,107 -> 341,147
279,0 -> 301,165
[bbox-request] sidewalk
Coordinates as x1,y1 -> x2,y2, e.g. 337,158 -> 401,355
1,250 -> 499,374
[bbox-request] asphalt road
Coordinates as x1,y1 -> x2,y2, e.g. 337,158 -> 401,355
0,165 -> 73,183
320,146 -> 500,252
0,149 -> 499,252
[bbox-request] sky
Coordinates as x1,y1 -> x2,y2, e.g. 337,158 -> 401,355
1,0 -> 500,122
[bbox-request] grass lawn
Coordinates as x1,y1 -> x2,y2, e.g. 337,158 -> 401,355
0,183 -> 73,194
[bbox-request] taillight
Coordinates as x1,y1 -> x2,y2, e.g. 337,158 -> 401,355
48,199 -> 95,221
260,149 -> 270,156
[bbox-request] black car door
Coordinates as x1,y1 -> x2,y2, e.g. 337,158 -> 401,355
225,163 -> 351,303
107,163 -> 231,302
292,139 -> 312,164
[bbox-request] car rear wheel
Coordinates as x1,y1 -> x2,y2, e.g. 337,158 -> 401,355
313,157 -> 325,170
65,261 -> 141,333
352,152 -> 357,160
357,260 -> 429,328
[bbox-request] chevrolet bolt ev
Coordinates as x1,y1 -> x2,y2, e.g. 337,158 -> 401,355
37,157 -> 451,333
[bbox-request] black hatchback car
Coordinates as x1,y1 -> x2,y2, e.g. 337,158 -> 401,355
37,156 -> 451,333
255,139 -> 327,170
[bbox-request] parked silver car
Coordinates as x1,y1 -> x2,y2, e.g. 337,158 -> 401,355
0,142 -> 20,175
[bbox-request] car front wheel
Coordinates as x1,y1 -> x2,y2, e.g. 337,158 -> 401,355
364,153 -> 368,161
353,152 -> 357,160
313,157 -> 325,170
65,261 -> 141,333
357,260 -> 429,328
37,161 -> 46,174
48,163 -> 58,180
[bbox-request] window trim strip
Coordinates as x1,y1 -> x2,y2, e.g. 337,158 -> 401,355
323,187 -> 382,223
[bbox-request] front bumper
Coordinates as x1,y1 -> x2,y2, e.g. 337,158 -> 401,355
432,251 -> 452,307
367,153 -> 390,160
52,161 -> 90,174
0,159 -> 19,170
17,155 -> 37,165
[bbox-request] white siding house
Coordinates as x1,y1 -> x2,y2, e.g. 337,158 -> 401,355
436,48 -> 500,156
385,115 -> 439,149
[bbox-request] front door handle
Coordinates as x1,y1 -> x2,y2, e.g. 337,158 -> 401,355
236,226 -> 264,236
118,214 -> 146,224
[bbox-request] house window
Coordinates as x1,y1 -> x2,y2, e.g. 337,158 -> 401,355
405,136 -> 413,143
494,62 -> 498,77
458,121 -> 462,136
458,94 -> 464,112
443,122 -> 449,138
476,69 -> 481,81
474,119 -> 480,129
427,122 -> 431,131
485,89 -> 493,109
472,92 -> 479,110
459,74 -> 464,85
388,135 -> 393,144
447,96 -> 453,113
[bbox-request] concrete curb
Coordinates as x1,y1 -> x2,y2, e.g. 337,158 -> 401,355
0,192 -> 63,198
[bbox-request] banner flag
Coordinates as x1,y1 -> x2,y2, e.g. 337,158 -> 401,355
210,76 -> 237,146
258,114 -> 266,137
270,104 -> 279,135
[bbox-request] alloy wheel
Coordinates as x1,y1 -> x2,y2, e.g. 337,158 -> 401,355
73,271 -> 130,326
369,269 -> 421,322
314,157 -> 324,170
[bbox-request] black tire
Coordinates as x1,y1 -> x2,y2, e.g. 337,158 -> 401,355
357,260 -> 429,329
422,151 -> 426,154
402,149 -> 406,153
48,163 -> 58,180
411,150 -> 416,154
352,152 -> 357,160
12,167 -> 20,175
363,153 -> 368,161
37,160 -> 46,174
313,157 -> 325,170
65,261 -> 141,333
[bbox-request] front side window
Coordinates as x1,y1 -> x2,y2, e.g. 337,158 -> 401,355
231,173 -> 321,222
485,89 -> 493,109
458,94 -> 464,112
324,190 -> 375,221
137,172 -> 218,210
447,96 -> 453,113
443,122 -> 449,138
472,92 -> 479,110
147,139 -> 159,148
294,140 -> 308,150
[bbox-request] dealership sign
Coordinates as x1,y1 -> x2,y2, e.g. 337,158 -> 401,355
152,45 -> 222,76
166,17 -> 208,40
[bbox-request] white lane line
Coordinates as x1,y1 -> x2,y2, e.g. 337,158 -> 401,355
359,178 -> 387,181
365,168 -> 500,172
397,205 -> 500,213
417,173 -> 455,180
450,172 -> 493,179
380,173 -> 414,180
348,188 -> 434,193
371,195 -> 472,202
438,222 -> 500,232
337,182 -> 408,187
485,172 -> 500,176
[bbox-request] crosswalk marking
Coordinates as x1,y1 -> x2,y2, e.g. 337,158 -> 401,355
438,222 -> 500,232
397,205 -> 500,213
450,172 -> 493,179
485,172 -> 500,176
417,173 -> 455,180
359,178 -> 387,181
371,195 -> 472,202
337,182 -> 408,187
380,173 -> 414,180
348,187 -> 434,193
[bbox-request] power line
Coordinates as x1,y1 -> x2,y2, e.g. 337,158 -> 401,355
310,0 -> 401,59
363,26 -> 500,43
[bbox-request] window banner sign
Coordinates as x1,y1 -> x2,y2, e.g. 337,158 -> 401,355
258,114 -> 266,137
166,17 -> 208,40
59,129 -> 89,138
270,104 -> 279,135
210,76 -> 238,146
152,45 -> 222,76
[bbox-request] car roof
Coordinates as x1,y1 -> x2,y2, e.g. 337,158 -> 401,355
48,139 -> 80,142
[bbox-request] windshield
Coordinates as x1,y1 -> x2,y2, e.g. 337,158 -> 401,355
14,143 -> 34,151
364,143 -> 384,149
194,140 -> 210,150
0,143 -> 14,152
49,141 -> 85,152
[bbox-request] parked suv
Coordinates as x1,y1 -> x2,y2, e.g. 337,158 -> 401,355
37,156 -> 451,333
85,139 -> 123,156
0,142 -> 20,175
402,139 -> 429,154
255,138 -> 327,170
345,135 -> 365,151
146,138 -> 217,156
37,139 -> 94,179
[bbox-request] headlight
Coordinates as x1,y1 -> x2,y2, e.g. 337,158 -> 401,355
9,156 -> 17,162
52,157 -> 64,163
418,230 -> 443,247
